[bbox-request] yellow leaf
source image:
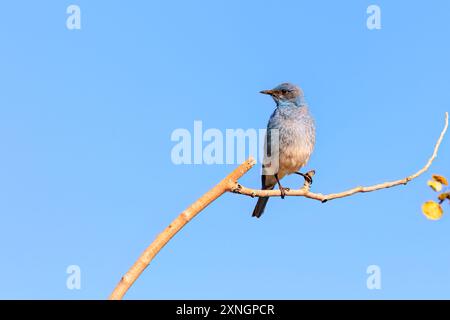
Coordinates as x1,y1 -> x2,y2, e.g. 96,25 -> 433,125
422,201 -> 443,220
432,174 -> 449,186
438,192 -> 450,201
428,180 -> 443,192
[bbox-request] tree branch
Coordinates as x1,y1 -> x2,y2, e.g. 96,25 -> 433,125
109,157 -> 256,300
232,112 -> 448,202
109,112 -> 447,300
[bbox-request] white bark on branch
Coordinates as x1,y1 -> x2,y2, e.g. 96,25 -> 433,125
232,112 -> 448,202
109,112 -> 448,300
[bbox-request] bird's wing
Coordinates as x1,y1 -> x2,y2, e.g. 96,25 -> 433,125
261,167 -> 277,189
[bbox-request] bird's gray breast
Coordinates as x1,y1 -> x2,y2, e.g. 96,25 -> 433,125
266,106 -> 315,178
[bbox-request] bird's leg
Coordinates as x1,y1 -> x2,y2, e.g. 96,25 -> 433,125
275,173 -> 289,199
295,170 -> 315,186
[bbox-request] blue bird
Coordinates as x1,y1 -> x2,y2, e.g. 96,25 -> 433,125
252,83 -> 316,218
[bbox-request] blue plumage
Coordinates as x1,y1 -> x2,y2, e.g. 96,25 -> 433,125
252,83 -> 316,218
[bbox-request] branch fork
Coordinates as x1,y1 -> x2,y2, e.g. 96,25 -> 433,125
109,112 -> 448,300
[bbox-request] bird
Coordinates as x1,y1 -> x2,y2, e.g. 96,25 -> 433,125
252,82 -> 316,218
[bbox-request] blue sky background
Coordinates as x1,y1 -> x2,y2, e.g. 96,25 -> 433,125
1,0 -> 450,299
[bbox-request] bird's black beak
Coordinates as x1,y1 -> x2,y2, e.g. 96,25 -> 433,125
260,89 -> 274,96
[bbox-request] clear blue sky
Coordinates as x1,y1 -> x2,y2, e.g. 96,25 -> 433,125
1,0 -> 450,299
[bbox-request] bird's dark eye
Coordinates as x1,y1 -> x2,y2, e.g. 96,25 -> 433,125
281,89 -> 288,94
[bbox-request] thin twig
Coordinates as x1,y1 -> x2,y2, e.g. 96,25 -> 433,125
233,112 -> 448,202
109,112 -> 447,300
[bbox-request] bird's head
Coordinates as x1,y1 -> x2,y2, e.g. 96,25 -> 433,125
260,83 -> 305,107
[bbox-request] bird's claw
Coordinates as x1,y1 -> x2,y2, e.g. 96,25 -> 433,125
304,173 -> 313,185
280,187 -> 290,199
296,170 -> 315,186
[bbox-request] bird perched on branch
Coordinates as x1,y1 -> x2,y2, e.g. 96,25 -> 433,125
252,83 -> 316,218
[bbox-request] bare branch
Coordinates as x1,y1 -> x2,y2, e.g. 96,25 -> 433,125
233,112 -> 448,202
109,157 -> 256,300
109,112 -> 447,300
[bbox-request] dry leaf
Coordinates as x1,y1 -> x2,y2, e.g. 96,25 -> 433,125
422,201 -> 443,220
428,180 -> 443,192
438,192 -> 450,201
432,174 -> 449,186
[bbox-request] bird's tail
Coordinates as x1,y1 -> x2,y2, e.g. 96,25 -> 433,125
252,197 -> 270,218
